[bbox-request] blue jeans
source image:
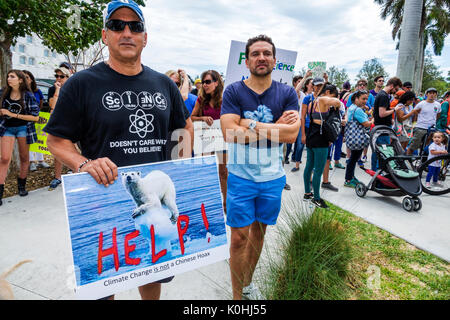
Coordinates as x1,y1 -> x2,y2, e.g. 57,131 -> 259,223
292,130 -> 305,162
333,132 -> 344,161
371,135 -> 391,171
426,165 -> 440,183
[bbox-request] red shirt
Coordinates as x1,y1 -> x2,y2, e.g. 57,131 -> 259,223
197,97 -> 221,120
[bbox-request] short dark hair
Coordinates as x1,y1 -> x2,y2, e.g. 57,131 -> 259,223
292,75 -> 302,86
386,77 -> 402,88
374,75 -> 384,82
403,81 -> 413,88
245,34 -> 276,59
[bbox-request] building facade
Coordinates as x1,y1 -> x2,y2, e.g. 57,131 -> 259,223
11,34 -> 66,81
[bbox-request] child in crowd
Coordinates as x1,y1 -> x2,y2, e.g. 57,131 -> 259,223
426,131 -> 448,188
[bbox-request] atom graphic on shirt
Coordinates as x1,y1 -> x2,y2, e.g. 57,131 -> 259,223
129,109 -> 154,138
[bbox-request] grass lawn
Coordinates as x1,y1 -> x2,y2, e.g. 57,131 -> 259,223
263,199 -> 449,300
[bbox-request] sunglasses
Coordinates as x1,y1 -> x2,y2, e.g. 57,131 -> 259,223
358,83 -> 367,87
105,19 -> 145,33
55,74 -> 66,79
202,79 -> 216,85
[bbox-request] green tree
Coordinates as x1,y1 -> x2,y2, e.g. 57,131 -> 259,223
0,0 -> 145,86
356,58 -> 389,90
326,66 -> 349,89
421,52 -> 448,94
374,0 -> 450,92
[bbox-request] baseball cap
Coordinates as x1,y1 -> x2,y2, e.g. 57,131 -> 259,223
194,79 -> 201,85
425,87 -> 438,94
103,0 -> 145,27
312,77 -> 325,86
59,62 -> 73,71
54,67 -> 71,77
403,81 -> 412,88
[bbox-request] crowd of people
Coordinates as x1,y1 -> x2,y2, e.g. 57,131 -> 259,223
0,0 -> 449,300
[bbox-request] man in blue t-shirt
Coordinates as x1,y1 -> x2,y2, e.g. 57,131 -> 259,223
220,35 -> 300,300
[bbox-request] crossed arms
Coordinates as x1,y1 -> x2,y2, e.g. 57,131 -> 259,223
220,110 -> 300,145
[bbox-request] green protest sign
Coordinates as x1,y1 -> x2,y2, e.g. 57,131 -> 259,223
29,112 -> 52,155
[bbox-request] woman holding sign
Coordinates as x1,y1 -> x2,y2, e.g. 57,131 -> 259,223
23,70 -> 51,171
191,70 -> 228,212
0,70 -> 40,205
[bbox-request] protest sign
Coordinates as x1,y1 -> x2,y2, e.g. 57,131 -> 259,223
307,61 -> 327,79
193,120 -> 226,155
29,112 -> 51,155
62,156 -> 228,300
224,40 -> 298,88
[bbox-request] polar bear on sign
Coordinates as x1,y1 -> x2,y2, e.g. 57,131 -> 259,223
121,170 -> 179,224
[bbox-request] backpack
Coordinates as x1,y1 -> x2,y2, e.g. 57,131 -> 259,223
312,99 -> 341,143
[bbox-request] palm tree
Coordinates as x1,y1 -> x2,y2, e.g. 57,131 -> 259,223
374,0 -> 450,92
396,0 -> 423,87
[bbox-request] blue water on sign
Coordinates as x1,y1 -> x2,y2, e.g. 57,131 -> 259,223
63,157 -> 227,286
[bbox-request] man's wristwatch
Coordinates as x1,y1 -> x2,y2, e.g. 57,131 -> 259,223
248,120 -> 257,132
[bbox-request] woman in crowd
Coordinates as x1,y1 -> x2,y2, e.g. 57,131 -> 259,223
302,83 -> 341,209
344,90 -> 373,188
22,70 -> 50,171
394,91 -> 417,149
0,70 -> 40,205
48,67 -> 70,190
190,70 -> 228,211
165,69 -> 197,114
291,77 -> 313,172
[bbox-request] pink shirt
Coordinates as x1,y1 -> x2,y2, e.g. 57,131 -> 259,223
198,97 -> 221,120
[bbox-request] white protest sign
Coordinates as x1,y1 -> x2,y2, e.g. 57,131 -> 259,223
224,40 -> 298,88
62,156 -> 228,300
308,61 -> 327,78
194,120 -> 227,155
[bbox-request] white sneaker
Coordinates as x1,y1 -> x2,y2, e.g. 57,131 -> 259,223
425,182 -> 431,188
242,283 -> 264,300
38,161 -> 50,168
29,162 -> 37,172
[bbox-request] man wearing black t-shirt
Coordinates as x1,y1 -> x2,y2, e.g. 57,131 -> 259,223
371,77 -> 402,170
44,0 -> 193,300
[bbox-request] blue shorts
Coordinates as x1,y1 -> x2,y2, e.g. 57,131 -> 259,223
3,125 -> 27,138
226,173 -> 286,228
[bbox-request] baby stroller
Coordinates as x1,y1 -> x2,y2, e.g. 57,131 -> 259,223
355,125 -> 423,211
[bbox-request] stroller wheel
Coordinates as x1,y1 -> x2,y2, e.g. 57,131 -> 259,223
413,198 -> 422,211
402,197 -> 414,212
355,183 -> 367,198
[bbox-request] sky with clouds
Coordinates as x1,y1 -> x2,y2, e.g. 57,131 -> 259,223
139,0 -> 450,84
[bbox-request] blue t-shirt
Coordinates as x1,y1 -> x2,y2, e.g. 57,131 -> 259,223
347,104 -> 369,124
221,80 -> 299,182
34,89 -> 44,106
302,94 -> 315,128
184,93 -> 197,115
346,92 -> 375,109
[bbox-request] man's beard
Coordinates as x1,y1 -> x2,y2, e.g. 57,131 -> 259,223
250,66 -> 272,77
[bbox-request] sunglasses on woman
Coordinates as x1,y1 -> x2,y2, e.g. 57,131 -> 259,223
55,74 -> 67,79
105,19 -> 145,33
202,79 -> 216,85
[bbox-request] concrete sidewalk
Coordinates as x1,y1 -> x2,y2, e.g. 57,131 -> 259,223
0,155 -> 449,300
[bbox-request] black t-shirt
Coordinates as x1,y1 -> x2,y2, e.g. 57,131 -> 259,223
2,97 -> 28,127
48,85 -> 56,100
373,90 -> 392,127
44,62 -> 190,167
